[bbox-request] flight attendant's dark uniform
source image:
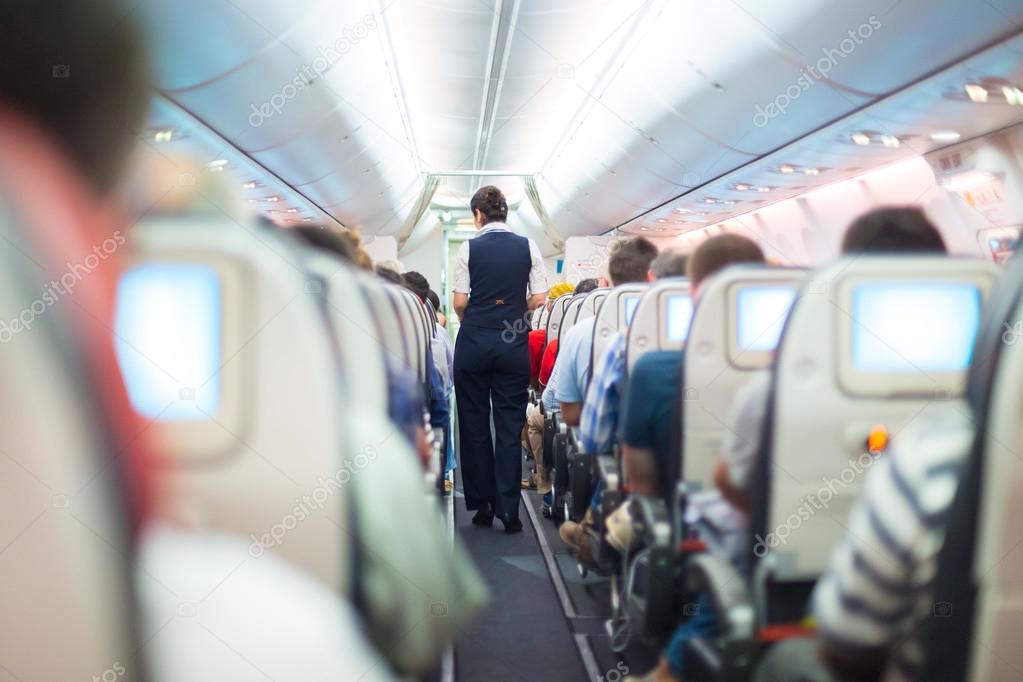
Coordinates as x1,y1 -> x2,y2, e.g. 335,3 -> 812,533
453,225 -> 539,523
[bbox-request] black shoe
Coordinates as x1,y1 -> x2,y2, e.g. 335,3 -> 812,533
472,504 -> 494,526
500,515 -> 523,534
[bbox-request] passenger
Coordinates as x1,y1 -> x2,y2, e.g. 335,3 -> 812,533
427,289 -> 447,327
376,265 -> 405,286
343,228 -> 375,271
813,209 -> 956,682
452,185 -> 548,533
627,209 -> 950,682
293,224 -> 360,263
521,279 -> 598,500
404,270 -> 457,491
554,238 -> 658,550
532,281 -> 576,390
555,237 -> 659,426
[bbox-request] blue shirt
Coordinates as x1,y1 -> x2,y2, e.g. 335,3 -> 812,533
620,350 -> 682,502
579,332 -> 626,454
553,317 -> 597,404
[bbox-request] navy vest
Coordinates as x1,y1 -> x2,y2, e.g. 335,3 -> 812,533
463,229 -> 531,331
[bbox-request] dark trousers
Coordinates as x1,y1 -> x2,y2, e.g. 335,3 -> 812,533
454,325 -> 529,519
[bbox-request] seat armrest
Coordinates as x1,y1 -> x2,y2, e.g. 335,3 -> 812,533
596,455 -> 619,491
685,554 -> 754,641
629,495 -> 673,547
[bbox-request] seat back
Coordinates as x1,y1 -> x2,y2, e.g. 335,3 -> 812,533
302,251 -> 390,415
682,267 -> 806,487
537,301 -> 552,331
0,189 -> 143,681
591,283 -> 648,369
531,306 -> 544,330
547,293 -> 573,343
581,288 -> 610,323
920,255 -> 1023,682
559,295 -> 588,340
359,275 -> 413,373
115,215 -> 351,594
754,256 -> 997,587
625,280 -> 691,374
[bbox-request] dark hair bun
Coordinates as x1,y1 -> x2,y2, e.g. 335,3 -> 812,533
470,185 -> 508,225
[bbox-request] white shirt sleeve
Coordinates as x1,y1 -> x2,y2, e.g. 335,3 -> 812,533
452,240 -> 471,294
527,239 -> 549,296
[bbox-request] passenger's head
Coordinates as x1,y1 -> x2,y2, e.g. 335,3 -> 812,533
841,207 -> 947,255
402,271 -> 431,303
470,185 -> 508,227
687,234 -> 765,298
376,266 -> 404,286
547,281 -> 575,311
575,278 -> 599,294
0,0 -> 151,196
650,250 -> 689,280
607,237 -> 659,286
343,229 -> 374,271
427,289 -> 441,312
293,224 -> 359,263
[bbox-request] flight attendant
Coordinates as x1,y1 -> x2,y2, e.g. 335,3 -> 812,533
453,186 -> 548,533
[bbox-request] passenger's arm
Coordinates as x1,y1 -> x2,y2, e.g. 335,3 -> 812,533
453,292 -> 468,321
559,401 -> 582,426
713,458 -> 750,511
621,443 -> 659,496
526,239 -> 549,306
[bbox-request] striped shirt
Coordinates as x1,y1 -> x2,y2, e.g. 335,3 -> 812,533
812,406 -> 973,681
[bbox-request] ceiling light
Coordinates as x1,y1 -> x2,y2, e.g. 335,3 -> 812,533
242,181 -> 259,190
640,226 -> 649,231
152,128 -> 175,143
265,195 -> 280,202
207,159 -> 228,171
704,198 -> 717,204
756,186 -> 772,193
851,132 -> 871,146
734,183 -> 751,191
803,167 -> 820,176
303,217 -> 313,222
658,218 -> 668,223
930,131 -> 961,143
286,208 -> 299,214
675,207 -> 690,214
880,134 -> 901,148
722,200 -> 737,205
964,83 -> 988,103
1003,86 -> 1023,106
779,164 -> 795,174
655,228 -> 665,232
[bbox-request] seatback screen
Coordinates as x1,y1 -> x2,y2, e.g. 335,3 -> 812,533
665,294 -> 694,342
623,295 -> 640,325
850,282 -> 981,373
736,286 -> 796,352
115,263 -> 222,420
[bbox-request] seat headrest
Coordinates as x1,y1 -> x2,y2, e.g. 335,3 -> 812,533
625,280 -> 691,374
591,283 -> 648,368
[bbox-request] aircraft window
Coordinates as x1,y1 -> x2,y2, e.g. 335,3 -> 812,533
115,263 -> 221,420
736,286 -> 796,352
850,282 -> 980,374
623,295 -> 639,326
664,294 -> 694,342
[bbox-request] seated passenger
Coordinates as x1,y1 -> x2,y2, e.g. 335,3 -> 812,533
579,249 -> 690,458
427,289 -> 447,328
554,238 -> 658,554
531,281 -> 576,389
629,208 -> 950,682
522,279 -> 598,498
555,238 -> 659,426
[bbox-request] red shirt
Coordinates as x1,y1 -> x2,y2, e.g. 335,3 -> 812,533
539,338 -> 559,386
528,330 -> 546,381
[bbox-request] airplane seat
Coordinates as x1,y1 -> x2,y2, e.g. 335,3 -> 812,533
357,275 -> 415,378
581,288 -> 610,324
682,256 -> 997,680
590,283 -> 648,374
918,253 -> 1023,682
531,305 -> 544,330
300,250 -> 389,417
0,166 -> 148,679
682,267 -> 807,492
546,292 -> 573,345
118,214 -> 486,676
603,280 -> 692,643
537,301 -> 552,333
559,295 -> 587,340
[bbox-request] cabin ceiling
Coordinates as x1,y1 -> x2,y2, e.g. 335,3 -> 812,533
136,0 -> 1023,249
